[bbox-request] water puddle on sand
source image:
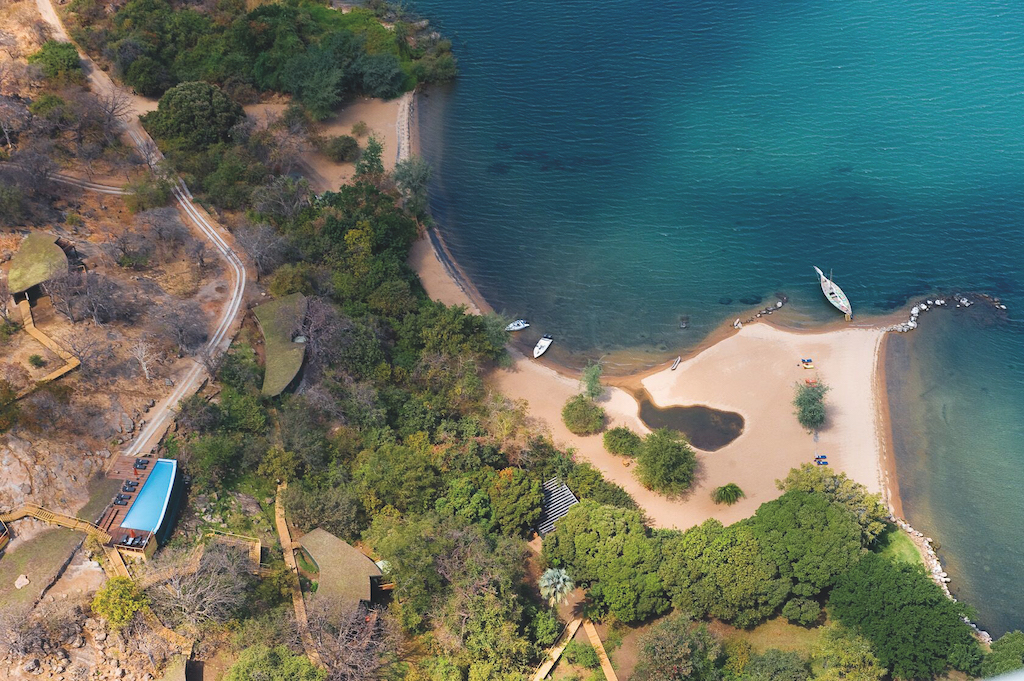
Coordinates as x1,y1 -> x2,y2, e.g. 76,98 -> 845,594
637,393 -> 744,451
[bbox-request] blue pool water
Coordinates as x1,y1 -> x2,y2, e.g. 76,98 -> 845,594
121,459 -> 177,534
412,0 -> 1024,634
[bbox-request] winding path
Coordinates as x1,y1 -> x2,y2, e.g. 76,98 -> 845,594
27,0 -> 249,459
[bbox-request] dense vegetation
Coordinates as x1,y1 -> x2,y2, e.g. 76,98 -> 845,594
65,0 -> 455,106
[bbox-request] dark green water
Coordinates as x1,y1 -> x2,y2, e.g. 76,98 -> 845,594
637,398 -> 744,451
413,0 -> 1024,634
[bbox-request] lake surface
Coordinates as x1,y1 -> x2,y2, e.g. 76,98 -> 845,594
413,0 -> 1024,634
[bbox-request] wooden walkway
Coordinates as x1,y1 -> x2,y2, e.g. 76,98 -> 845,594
583,619 -> 619,681
14,299 -> 80,399
530,618 -> 618,681
275,483 -> 322,667
0,503 -> 112,543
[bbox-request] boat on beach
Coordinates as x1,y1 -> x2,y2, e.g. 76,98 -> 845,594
813,266 -> 853,320
506,319 -> 530,332
533,334 -> 553,358
671,356 -> 681,370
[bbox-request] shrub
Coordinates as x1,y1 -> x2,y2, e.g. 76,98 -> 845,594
579,362 -> 603,399
603,426 -> 641,456
28,355 -> 46,368
632,613 -> 722,681
561,394 -> 605,435
781,597 -> 821,626
0,185 -> 25,225
527,606 -> 560,648
711,482 -> 744,505
320,135 -> 360,163
635,428 -> 696,496
123,174 -> 173,213
91,577 -> 148,630
564,641 -> 600,669
793,381 -> 829,431
984,631 -> 1024,678
351,120 -> 368,137
28,41 -> 83,82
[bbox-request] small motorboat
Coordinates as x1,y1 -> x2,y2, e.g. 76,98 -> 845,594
506,319 -> 530,332
671,356 -> 681,370
533,334 -> 553,358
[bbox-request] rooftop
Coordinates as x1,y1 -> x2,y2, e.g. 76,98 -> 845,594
253,293 -> 307,396
8,232 -> 68,294
297,527 -> 381,613
537,478 -> 579,536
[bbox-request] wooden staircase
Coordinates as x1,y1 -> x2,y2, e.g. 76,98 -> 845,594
0,504 -> 112,543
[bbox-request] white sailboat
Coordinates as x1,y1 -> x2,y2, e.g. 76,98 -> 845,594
533,334 -> 553,358
813,266 -> 853,320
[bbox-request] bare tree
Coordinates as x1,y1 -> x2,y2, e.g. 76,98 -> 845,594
56,332 -> 103,373
234,222 -> 286,278
130,337 -> 157,380
251,176 -> 311,223
136,137 -> 160,168
0,271 -> 11,323
80,273 -> 134,324
145,544 -> 251,630
307,600 -> 399,681
0,94 -> 29,150
42,269 -> 82,323
161,300 -> 208,355
302,297 -> 353,378
96,88 -> 131,142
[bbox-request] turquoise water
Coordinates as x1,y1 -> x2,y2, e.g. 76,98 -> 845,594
121,459 -> 177,533
413,0 -> 1024,634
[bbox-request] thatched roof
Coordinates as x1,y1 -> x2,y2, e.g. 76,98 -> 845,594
298,527 -> 381,613
253,293 -> 307,396
8,232 -> 68,294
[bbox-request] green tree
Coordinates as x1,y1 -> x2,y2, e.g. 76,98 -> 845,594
580,362 -> 603,399
632,613 -> 722,681
747,490 -> 863,599
123,173 -> 174,213
392,155 -> 431,216
983,631 -> 1024,678
487,467 -> 542,536
561,394 -> 605,435
542,501 -> 667,623
0,380 -> 20,434
829,553 -> 980,680
712,482 -> 744,505
28,41 -> 82,82
91,577 -> 148,630
141,81 -> 244,151
355,134 -> 384,178
659,519 -> 789,628
603,426 -> 641,457
224,645 -> 324,681
354,443 -> 441,514
776,463 -> 887,545
635,428 -> 697,496
812,622 -> 887,681
793,381 -> 829,431
538,568 -> 574,607
321,135 -> 360,162
745,649 -> 809,681
565,462 -> 638,510
781,597 -> 821,626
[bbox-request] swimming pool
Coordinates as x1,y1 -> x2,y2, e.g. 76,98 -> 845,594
121,459 -> 177,534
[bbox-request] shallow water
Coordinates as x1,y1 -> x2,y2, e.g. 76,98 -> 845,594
637,397 -> 744,451
414,0 -> 1024,634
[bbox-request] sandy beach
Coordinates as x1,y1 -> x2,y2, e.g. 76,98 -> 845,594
490,324 -> 887,530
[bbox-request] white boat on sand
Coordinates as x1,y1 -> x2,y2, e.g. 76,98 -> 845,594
533,334 -> 553,358
813,266 -> 853,320
506,319 -> 530,332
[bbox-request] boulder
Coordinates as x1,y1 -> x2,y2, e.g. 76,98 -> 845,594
14,574 -> 29,589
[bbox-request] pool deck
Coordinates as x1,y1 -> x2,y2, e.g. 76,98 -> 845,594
99,454 -> 158,551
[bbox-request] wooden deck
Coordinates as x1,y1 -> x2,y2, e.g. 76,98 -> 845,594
99,454 -> 158,550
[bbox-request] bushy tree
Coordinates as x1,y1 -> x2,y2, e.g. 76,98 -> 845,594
392,154 -> 431,216
659,519 -> 789,628
580,362 -> 603,399
141,81 -> 244,151
812,622 -> 887,681
776,463 -> 888,546
635,428 -> 697,496
747,490 -> 863,599
354,135 -> 384,178
603,426 -> 641,456
91,577 -> 148,630
745,649 -> 810,681
28,41 -> 82,82
561,394 -> 605,435
781,597 -> 820,626
321,135 -> 360,162
566,462 -> 638,510
632,613 -> 722,681
542,501 -> 667,623
224,645 -> 324,681
983,631 -> 1024,678
793,381 -> 829,431
487,467 -> 542,536
354,443 -> 441,514
829,553 -> 981,680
